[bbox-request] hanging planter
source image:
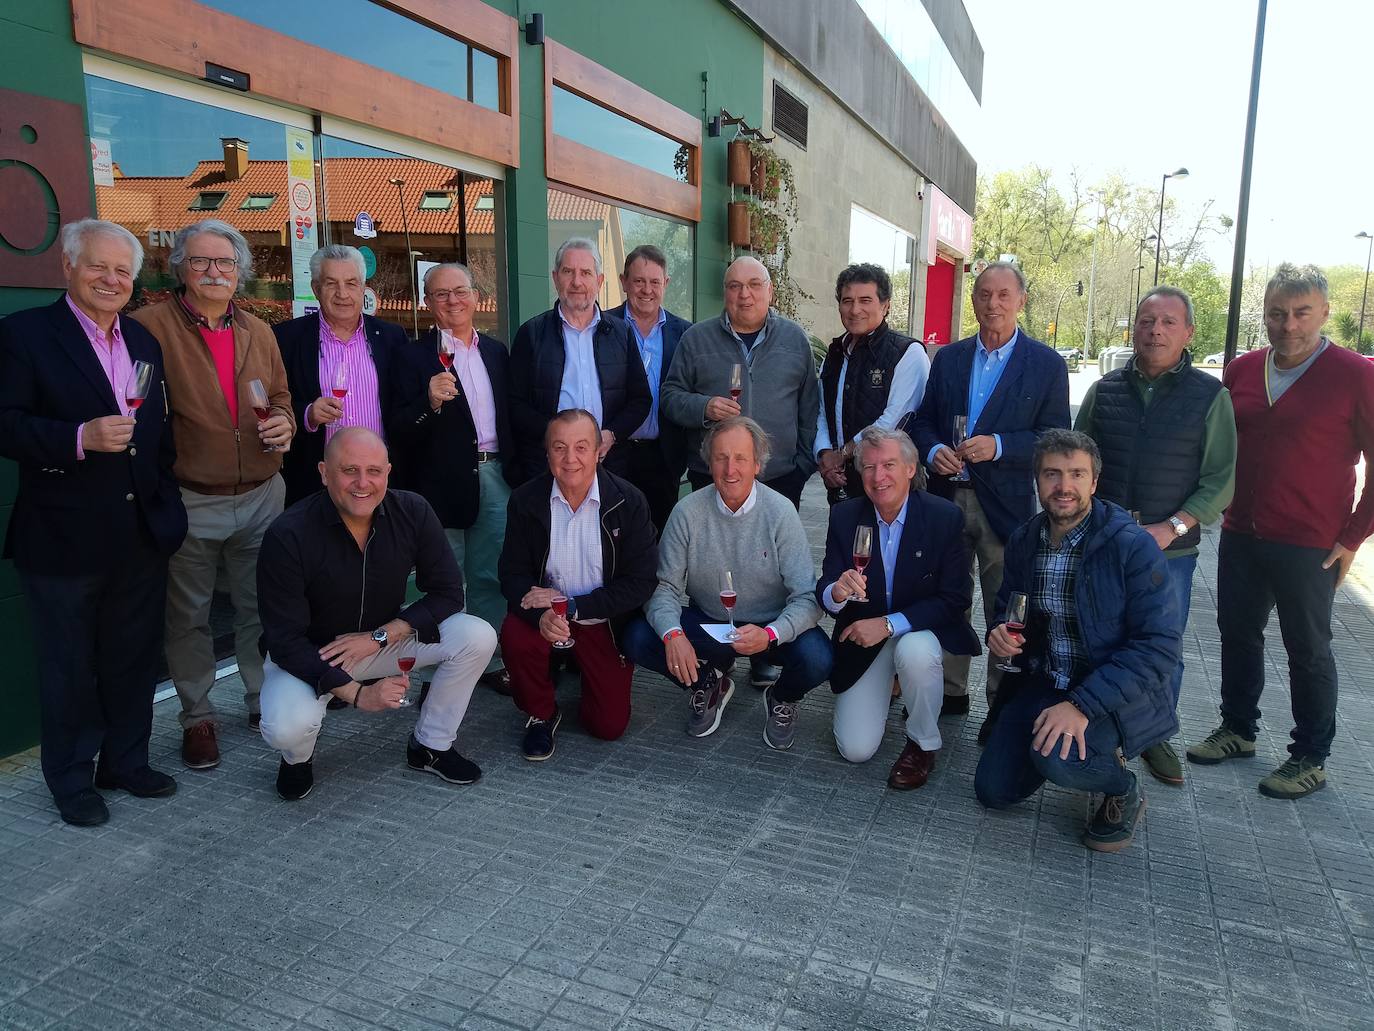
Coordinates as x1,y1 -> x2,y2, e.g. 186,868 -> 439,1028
746,198 -> 784,254
728,140 -> 752,188
728,201 -> 751,247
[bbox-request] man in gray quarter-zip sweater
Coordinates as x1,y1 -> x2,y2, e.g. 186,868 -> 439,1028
661,257 -> 819,509
622,417 -> 832,750
256,428 -> 496,801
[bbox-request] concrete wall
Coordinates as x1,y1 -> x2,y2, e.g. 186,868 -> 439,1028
762,46 -> 924,340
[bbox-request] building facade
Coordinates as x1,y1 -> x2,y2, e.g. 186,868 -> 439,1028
0,0 -> 981,754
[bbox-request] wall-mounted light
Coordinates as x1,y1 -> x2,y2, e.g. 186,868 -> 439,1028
525,13 -> 544,46
707,115 -> 721,138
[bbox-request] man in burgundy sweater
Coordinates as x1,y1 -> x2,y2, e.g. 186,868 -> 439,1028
1187,264 -> 1374,798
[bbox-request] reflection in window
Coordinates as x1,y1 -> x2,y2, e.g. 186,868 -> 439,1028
546,188 -> 693,318
849,206 -> 915,334
196,0 -> 500,110
85,74 -> 298,324
552,87 -> 690,184
319,135 -> 503,338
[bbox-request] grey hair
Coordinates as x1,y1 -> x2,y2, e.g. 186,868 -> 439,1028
1033,428 -> 1102,479
60,218 -> 143,277
856,425 -> 919,467
972,260 -> 1027,295
1137,284 -> 1194,327
544,408 -> 602,450
701,415 -> 772,469
553,237 -> 602,276
422,261 -> 475,293
168,219 -> 253,286
725,255 -> 771,286
1266,262 -> 1329,302
309,244 -> 367,284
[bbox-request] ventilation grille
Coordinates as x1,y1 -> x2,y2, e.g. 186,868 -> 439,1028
772,81 -> 808,150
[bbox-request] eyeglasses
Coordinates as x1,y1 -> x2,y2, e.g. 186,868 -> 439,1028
187,256 -> 239,273
427,288 -> 473,302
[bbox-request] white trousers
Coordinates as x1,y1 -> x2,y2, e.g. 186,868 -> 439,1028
832,630 -> 944,763
260,613 -> 496,763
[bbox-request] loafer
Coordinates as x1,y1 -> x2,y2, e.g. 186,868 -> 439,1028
57,789 -> 109,827
478,668 -> 513,696
276,758 -> 314,801
887,738 -> 935,790
407,735 -> 481,784
181,723 -> 220,770
1141,741 -> 1184,786
940,694 -> 970,716
95,766 -> 177,798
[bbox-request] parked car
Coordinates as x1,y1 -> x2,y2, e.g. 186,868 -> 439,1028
1202,351 -> 1225,367
1056,347 -> 1081,371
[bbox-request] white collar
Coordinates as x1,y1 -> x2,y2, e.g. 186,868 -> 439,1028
552,474 -> 601,513
716,481 -> 758,517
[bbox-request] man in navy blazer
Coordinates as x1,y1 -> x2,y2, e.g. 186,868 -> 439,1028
817,427 -> 979,790
508,238 -> 651,483
390,261 -> 518,693
912,262 -> 1069,720
273,245 -> 407,506
0,220 -> 188,827
606,244 -> 692,532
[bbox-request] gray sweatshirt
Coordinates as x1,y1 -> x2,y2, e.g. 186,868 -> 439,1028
645,482 -> 821,644
661,309 -> 820,480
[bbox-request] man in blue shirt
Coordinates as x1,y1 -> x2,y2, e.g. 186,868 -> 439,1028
912,262 -> 1070,729
606,245 -> 692,532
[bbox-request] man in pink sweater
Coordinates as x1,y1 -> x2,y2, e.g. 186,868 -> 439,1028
1187,264 -> 1374,798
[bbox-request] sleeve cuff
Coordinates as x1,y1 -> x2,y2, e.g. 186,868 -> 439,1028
926,444 -> 945,466
992,434 -> 1003,460
821,583 -> 848,614
76,423 -> 86,461
887,613 -> 911,638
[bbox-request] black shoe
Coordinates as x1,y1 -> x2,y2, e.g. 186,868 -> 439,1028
326,696 -> 348,710
94,766 -> 177,798
976,716 -> 994,746
57,789 -> 109,827
478,668 -> 514,696
406,735 -> 481,784
276,758 -> 314,801
941,694 -> 970,716
522,709 -> 561,762
248,712 -> 261,730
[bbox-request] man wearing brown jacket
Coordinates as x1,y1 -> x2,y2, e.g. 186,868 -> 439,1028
132,220 -> 294,768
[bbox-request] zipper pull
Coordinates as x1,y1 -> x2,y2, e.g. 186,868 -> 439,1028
235,428 -> 241,444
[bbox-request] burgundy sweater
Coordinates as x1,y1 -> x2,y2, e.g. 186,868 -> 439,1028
1223,341 -> 1374,551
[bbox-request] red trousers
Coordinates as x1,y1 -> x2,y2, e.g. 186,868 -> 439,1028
501,614 -> 633,740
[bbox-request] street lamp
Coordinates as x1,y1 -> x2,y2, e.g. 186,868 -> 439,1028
1153,167 -> 1189,286
1357,231 -> 1373,349
388,176 -> 420,338
1135,233 -> 1157,312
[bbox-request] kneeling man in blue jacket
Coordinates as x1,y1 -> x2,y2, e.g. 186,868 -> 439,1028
975,429 -> 1180,853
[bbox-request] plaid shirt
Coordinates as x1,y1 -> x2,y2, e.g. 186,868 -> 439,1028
1033,515 -> 1091,691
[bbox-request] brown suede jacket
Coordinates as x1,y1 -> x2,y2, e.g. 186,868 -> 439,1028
131,296 -> 295,495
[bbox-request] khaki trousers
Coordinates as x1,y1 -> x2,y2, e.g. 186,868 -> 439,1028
944,486 -> 1004,702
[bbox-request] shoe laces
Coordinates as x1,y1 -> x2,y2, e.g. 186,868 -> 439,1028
524,714 -> 551,730
1103,794 -> 1125,824
769,699 -> 797,726
1274,757 -> 1321,780
689,688 -> 710,716
1202,726 -> 1236,745
188,723 -> 215,739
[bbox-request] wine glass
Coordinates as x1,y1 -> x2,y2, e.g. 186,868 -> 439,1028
548,575 -> 574,650
720,570 -> 739,641
331,363 -> 349,400
394,631 -> 417,707
437,332 -> 455,371
729,364 -> 744,404
951,415 -> 969,482
125,360 -> 153,418
248,378 -> 276,453
851,525 -> 872,602
996,592 -> 1029,673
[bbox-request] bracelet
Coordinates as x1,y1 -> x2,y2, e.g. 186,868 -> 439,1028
663,628 -> 684,644
354,683 -> 366,707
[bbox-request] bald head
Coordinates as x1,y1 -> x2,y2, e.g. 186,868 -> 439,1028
723,256 -> 774,334
319,427 -> 391,523
323,426 -> 388,464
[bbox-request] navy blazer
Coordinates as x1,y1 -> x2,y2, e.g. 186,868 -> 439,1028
507,306 -> 652,482
388,327 -> 518,529
606,301 -> 692,476
273,312 -> 408,506
817,490 -> 980,693
0,298 -> 187,574
911,331 -> 1069,543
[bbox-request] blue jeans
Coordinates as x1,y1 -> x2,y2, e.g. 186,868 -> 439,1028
621,606 -> 832,703
975,678 -> 1134,808
1163,552 -> 1197,708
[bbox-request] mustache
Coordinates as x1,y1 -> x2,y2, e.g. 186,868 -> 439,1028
196,276 -> 234,288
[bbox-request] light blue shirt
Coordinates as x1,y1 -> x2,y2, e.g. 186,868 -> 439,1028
627,308 -> 666,439
925,328 -> 1018,467
821,498 -> 912,637
557,303 -> 604,426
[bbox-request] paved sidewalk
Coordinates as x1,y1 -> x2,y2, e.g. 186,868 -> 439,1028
1,482 -> 1372,1030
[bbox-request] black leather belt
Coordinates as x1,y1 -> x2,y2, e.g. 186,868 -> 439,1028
624,438 -> 658,446
950,479 -> 977,489
476,451 -> 500,463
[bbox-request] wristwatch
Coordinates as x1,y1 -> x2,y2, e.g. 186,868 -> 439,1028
883,617 -> 895,639
371,627 -> 388,649
1168,516 -> 1189,538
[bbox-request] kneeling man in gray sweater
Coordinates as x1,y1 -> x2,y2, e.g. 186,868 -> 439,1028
622,417 -> 832,749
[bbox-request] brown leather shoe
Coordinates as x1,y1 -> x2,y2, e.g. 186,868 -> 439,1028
478,667 -> 513,696
182,723 -> 220,770
887,738 -> 934,790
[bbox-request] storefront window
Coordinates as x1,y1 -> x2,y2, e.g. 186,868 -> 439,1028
849,205 -> 915,334
551,87 -> 690,184
546,188 -> 693,318
197,0 -> 501,110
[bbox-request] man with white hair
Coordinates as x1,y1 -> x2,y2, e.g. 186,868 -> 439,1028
0,219 -> 188,826
131,219 -> 296,769
273,244 -> 408,505
662,256 -> 820,509
508,238 -> 651,482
